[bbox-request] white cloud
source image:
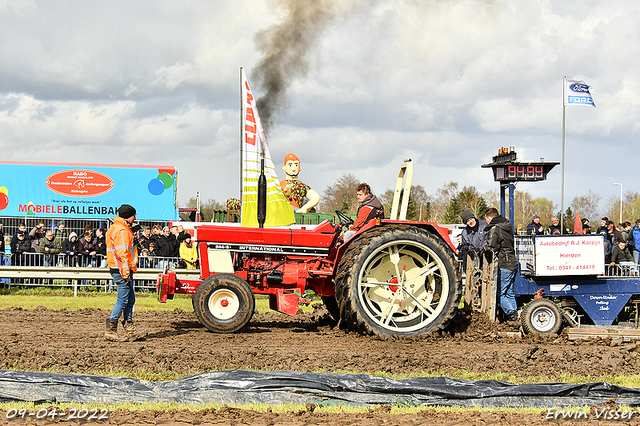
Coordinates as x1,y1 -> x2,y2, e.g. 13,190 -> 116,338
0,0 -> 638,214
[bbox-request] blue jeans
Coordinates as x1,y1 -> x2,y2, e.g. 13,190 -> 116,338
498,268 -> 517,316
634,249 -> 640,265
109,272 -> 136,321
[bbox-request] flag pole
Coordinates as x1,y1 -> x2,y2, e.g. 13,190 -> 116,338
561,76 -> 566,232
239,67 -> 244,205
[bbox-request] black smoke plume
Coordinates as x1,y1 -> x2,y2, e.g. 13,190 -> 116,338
252,0 -> 336,136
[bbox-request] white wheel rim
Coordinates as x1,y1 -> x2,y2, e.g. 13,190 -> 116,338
208,289 -> 240,320
530,306 -> 557,332
357,239 -> 450,333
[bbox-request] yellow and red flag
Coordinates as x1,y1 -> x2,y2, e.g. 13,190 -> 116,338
240,68 -> 295,227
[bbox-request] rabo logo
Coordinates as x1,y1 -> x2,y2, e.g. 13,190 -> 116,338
569,83 -> 590,93
45,169 -> 114,197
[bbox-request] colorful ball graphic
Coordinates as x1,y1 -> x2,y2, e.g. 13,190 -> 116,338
0,186 -> 7,195
148,178 -> 165,196
158,172 -> 174,189
0,193 -> 7,210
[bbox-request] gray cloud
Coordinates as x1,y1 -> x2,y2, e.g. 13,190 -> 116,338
0,0 -> 638,214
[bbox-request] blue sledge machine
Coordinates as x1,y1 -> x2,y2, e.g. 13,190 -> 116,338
512,233 -> 640,339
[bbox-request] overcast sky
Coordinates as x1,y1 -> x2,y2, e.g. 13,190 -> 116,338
0,0 -> 638,217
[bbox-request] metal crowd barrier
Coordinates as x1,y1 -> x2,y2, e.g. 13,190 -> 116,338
605,262 -> 639,277
0,253 -> 200,295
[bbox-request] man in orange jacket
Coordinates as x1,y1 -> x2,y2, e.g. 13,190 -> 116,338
105,204 -> 146,342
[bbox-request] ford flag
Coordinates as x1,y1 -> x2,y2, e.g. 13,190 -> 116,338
565,79 -> 596,107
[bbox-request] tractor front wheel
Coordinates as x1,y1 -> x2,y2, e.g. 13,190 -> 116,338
193,273 -> 255,333
335,225 -> 461,338
521,298 -> 562,336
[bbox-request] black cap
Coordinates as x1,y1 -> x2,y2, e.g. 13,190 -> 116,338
118,204 -> 137,219
460,210 -> 475,224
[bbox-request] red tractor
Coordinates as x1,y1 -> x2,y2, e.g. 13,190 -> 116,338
158,162 -> 462,338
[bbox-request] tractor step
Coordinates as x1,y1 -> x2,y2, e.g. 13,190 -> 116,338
568,327 -> 640,342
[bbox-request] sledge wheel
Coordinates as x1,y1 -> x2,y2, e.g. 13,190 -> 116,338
193,273 -> 255,333
335,225 -> 461,338
521,298 -> 562,336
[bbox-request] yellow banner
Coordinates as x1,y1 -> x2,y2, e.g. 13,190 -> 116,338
240,69 -> 295,227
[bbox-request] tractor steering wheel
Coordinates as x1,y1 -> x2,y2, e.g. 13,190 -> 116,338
335,209 -> 354,227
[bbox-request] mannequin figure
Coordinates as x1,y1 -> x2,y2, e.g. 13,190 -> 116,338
280,153 -> 320,214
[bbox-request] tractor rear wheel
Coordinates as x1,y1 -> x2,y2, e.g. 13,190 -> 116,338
334,225 -> 461,338
521,298 -> 562,336
321,296 -> 340,321
193,273 -> 255,333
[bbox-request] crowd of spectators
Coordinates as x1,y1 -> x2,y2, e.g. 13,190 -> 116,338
523,214 -> 640,267
134,223 -> 198,269
2,220 -> 198,270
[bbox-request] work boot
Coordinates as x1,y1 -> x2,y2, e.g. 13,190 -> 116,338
122,320 -> 147,342
104,319 -> 127,342
506,311 -> 519,322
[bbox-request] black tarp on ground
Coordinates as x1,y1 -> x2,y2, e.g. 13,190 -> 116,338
0,369 -> 639,408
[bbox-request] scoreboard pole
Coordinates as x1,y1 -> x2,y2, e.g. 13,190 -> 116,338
499,183 -> 516,229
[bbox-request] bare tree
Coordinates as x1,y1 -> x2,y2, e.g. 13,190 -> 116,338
604,194 -> 623,224
483,189 -> 499,210
185,197 -> 224,221
625,191 -> 640,222
431,182 -> 459,223
410,185 -> 432,221
378,185 -> 432,220
513,190 -> 534,233
608,191 -> 640,223
531,197 -> 556,228
320,173 -> 360,214
570,189 -> 601,224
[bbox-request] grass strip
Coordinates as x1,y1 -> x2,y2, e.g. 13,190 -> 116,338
0,288 -> 309,313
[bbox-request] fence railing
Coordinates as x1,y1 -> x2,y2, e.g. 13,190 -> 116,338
605,262 -> 639,277
0,253 -> 200,294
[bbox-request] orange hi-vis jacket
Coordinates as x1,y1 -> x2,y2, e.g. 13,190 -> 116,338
106,216 -> 138,279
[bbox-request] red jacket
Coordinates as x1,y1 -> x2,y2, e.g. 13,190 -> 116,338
352,194 -> 384,230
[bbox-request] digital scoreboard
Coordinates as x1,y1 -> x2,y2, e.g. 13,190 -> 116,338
482,147 -> 558,183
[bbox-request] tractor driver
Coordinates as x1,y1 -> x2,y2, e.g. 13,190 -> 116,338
343,183 -> 385,241
280,153 -> 320,214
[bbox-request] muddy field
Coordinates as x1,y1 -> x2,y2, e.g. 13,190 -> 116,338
1,303 -> 639,425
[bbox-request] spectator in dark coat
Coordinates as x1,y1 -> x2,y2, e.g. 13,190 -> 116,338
0,222 -> 4,259
39,230 -> 61,267
137,226 -> 152,253
52,221 -> 68,249
156,227 -> 175,258
29,221 -> 46,253
484,208 -> 518,322
606,220 -> 624,245
596,217 -> 609,234
62,232 -> 80,267
95,228 -> 107,267
526,214 -> 544,235
611,240 -> 634,264
150,225 -> 162,253
11,232 -> 31,266
78,231 -> 98,266
548,216 -> 569,235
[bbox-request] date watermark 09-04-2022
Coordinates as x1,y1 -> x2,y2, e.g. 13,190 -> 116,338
6,407 -> 108,421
